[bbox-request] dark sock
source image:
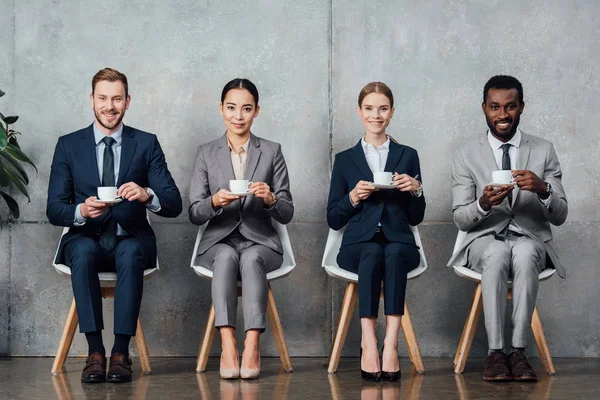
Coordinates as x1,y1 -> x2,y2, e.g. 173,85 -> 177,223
511,347 -> 526,355
112,334 -> 131,356
85,330 -> 105,356
489,348 -> 504,355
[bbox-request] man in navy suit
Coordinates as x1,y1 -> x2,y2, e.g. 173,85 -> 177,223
47,68 -> 182,383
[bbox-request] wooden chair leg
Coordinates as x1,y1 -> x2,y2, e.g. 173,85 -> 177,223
531,306 -> 556,375
401,302 -> 425,374
328,282 -> 359,374
196,304 -> 216,373
454,311 -> 469,366
454,283 -> 483,375
134,317 -> 152,374
267,284 -> 293,372
51,298 -> 79,375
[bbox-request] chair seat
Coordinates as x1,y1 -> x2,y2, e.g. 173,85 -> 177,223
323,263 -> 427,283
452,265 -> 556,283
53,263 -> 158,287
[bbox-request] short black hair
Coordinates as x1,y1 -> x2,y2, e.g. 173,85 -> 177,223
221,78 -> 259,106
483,75 -> 523,104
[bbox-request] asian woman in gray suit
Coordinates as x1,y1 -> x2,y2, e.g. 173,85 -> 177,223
188,79 -> 294,380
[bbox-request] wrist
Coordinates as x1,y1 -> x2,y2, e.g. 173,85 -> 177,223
479,196 -> 491,211
80,204 -> 89,218
266,192 -> 277,207
211,194 -> 220,209
350,190 -> 359,205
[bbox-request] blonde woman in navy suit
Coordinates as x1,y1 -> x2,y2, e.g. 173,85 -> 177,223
327,82 -> 425,382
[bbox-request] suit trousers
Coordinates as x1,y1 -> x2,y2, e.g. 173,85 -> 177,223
467,233 -> 546,350
337,231 -> 420,318
197,230 -> 282,331
64,236 -> 149,336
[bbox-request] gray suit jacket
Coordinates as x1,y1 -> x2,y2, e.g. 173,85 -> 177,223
447,131 -> 568,277
189,133 -> 294,255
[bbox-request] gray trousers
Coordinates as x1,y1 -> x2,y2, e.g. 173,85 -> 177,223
468,233 -> 546,350
197,230 -> 282,331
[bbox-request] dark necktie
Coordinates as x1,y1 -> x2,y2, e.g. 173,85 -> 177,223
100,136 -> 117,251
501,143 -> 512,205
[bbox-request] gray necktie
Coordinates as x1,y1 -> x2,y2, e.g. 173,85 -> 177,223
501,143 -> 512,205
100,136 -> 117,251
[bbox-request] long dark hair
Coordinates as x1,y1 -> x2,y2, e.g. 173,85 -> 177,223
221,78 -> 259,106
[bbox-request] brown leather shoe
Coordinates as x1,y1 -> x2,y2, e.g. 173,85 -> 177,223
106,353 -> 133,383
483,351 -> 512,381
81,352 -> 106,383
509,351 -> 538,381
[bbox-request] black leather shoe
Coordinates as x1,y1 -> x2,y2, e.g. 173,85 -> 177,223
483,351 -> 512,381
509,350 -> 537,382
380,345 -> 401,382
360,348 -> 381,382
81,352 -> 106,383
106,353 -> 133,383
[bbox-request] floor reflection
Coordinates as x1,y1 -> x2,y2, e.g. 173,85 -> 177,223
197,370 -> 292,400
51,370 -> 150,400
455,373 -> 556,400
328,369 -> 424,400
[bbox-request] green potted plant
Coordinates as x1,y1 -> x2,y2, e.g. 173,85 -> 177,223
0,89 -> 37,225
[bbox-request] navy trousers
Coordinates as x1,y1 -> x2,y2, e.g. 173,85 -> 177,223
64,236 -> 149,335
337,231 -> 420,318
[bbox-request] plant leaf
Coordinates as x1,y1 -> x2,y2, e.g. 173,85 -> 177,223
0,151 -> 29,185
0,124 -> 7,151
0,112 -> 4,120
5,142 -> 37,172
0,189 -> 20,219
0,162 -> 30,200
3,116 -> 18,124
0,89 -> 5,98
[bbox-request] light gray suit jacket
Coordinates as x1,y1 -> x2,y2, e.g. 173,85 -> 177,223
188,133 -> 294,255
447,131 -> 568,277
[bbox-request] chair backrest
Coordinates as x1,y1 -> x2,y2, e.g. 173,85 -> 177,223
321,225 -> 428,273
190,220 -> 296,271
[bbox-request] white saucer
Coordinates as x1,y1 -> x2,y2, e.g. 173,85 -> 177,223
371,183 -> 398,190
227,191 -> 252,197
489,182 -> 518,187
95,198 -> 123,204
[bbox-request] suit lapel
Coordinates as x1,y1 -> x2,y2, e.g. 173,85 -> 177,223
513,133 -> 531,206
216,134 -> 236,183
479,135 -> 499,176
117,125 -> 137,186
383,140 -> 406,173
242,134 -> 262,208
349,140 -> 373,181
82,124 -> 101,187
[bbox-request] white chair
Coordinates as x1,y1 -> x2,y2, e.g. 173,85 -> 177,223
51,224 -> 158,375
451,230 -> 556,375
191,221 -> 295,373
322,225 -> 429,374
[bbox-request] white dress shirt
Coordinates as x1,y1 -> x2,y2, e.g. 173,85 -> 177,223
477,128 -> 551,233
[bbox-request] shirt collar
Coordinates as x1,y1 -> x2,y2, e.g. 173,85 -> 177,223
361,136 -> 390,151
227,136 -> 250,154
93,122 -> 123,146
487,128 -> 521,151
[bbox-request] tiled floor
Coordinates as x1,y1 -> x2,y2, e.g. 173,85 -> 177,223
0,357 -> 598,399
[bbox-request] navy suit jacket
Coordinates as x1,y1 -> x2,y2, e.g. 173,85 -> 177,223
47,124 -> 182,268
327,139 -> 426,249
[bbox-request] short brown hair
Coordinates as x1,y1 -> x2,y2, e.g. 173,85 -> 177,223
92,68 -> 129,97
358,82 -> 394,108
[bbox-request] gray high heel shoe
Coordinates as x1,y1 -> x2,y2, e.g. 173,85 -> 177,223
240,356 -> 260,380
219,352 -> 240,379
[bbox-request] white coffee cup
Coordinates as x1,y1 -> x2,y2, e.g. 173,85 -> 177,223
229,180 -> 252,193
491,170 -> 514,184
373,171 -> 393,185
97,186 -> 118,200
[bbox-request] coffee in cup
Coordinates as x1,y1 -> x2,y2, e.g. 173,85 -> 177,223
491,170 -> 514,185
373,171 -> 393,185
229,180 -> 252,193
97,186 -> 118,200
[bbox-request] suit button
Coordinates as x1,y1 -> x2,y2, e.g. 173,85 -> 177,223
474,217 -> 479,222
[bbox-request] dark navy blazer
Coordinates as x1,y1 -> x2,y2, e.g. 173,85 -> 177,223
327,139 -> 426,249
47,124 -> 182,268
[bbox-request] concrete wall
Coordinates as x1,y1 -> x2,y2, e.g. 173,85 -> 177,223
0,0 -> 598,358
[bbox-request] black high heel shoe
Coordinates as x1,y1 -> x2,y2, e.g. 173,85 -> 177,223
360,348 -> 382,382
380,345 -> 401,382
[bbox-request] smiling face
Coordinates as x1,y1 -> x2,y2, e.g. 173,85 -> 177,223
220,88 -> 260,138
90,80 -> 130,134
482,88 -> 524,142
357,92 -> 394,136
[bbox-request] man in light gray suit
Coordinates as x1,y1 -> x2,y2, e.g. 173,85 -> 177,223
448,75 -> 567,382
188,78 -> 293,379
